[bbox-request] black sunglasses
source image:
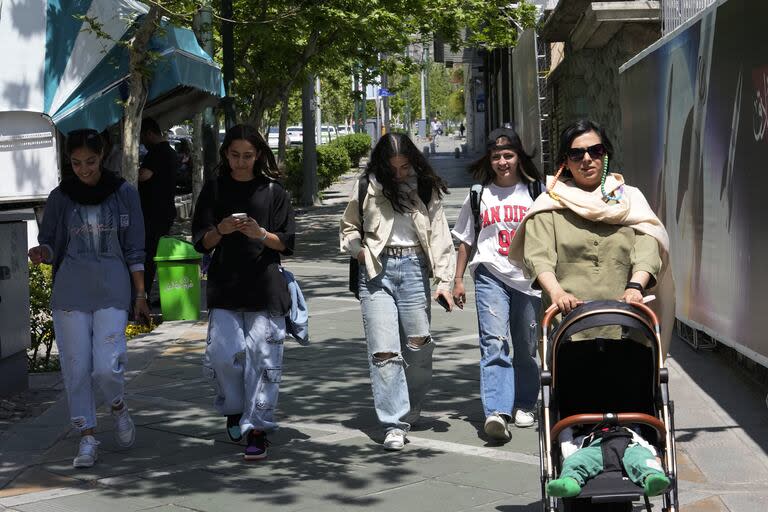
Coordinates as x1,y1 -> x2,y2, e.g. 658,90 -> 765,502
566,143 -> 606,162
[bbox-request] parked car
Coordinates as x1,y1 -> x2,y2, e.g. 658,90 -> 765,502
267,127 -> 291,149
286,126 -> 303,145
320,125 -> 338,144
337,125 -> 352,136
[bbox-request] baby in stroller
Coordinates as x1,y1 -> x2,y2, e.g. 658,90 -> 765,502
547,423 -> 671,498
534,300 -> 679,512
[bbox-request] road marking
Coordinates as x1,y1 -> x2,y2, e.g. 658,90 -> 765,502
284,264 -> 345,271
440,334 -> 479,343
0,487 -> 91,507
310,306 -> 361,316
282,420 -> 538,465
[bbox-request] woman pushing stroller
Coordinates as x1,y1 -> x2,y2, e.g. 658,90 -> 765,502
507,119 -> 676,502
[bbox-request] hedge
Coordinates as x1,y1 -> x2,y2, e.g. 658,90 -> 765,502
330,133 -> 371,168
284,143 -> 352,199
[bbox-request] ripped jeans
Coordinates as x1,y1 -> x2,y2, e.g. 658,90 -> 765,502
360,253 -> 433,432
203,309 -> 286,434
473,264 -> 541,418
52,308 -> 129,431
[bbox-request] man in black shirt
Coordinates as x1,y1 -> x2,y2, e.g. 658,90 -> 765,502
138,117 -> 178,299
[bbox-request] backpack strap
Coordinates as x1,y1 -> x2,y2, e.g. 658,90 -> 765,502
357,173 -> 369,236
469,183 -> 484,247
528,180 -> 543,201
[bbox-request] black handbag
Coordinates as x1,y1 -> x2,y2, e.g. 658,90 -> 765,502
348,174 -> 368,299
348,257 -> 361,299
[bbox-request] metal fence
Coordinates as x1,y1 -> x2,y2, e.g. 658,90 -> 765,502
662,0 -> 717,34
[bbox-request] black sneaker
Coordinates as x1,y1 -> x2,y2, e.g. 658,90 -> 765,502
226,414 -> 243,442
243,431 -> 269,460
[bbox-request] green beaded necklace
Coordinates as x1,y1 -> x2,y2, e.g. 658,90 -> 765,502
599,154 -> 622,202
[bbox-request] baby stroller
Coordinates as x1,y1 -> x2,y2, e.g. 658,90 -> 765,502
538,300 -> 679,512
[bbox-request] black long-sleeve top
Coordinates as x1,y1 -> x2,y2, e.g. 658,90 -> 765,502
192,173 -> 295,315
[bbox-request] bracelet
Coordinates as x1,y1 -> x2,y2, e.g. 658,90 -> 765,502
625,281 -> 644,293
257,229 -> 268,241
135,291 -> 148,300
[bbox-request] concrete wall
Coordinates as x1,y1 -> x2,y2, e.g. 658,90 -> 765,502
547,23 -> 659,170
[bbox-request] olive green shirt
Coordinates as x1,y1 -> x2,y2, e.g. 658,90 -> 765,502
524,209 -> 662,339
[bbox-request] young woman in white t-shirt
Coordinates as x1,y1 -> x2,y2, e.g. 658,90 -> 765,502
451,128 -> 543,442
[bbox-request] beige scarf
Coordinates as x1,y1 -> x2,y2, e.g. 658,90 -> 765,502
508,173 -> 676,357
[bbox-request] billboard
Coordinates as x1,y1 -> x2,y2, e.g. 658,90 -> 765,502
620,0 -> 768,366
513,30 -> 544,173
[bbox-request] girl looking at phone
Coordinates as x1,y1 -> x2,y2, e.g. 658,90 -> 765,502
339,133 -> 456,451
191,124 -> 295,460
29,129 -> 148,468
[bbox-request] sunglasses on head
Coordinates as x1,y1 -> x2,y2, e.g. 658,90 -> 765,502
566,143 -> 606,162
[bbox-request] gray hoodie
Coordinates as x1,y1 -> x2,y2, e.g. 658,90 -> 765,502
39,182 -> 146,312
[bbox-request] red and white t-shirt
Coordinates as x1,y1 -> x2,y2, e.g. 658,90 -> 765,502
452,183 -> 539,296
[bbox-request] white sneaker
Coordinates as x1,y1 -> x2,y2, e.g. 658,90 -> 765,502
73,435 -> 100,468
514,409 -> 536,428
112,405 -> 136,448
383,429 -> 406,451
484,412 -> 512,441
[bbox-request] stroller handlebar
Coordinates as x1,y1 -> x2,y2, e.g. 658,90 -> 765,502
541,301 -> 660,333
551,412 -> 667,443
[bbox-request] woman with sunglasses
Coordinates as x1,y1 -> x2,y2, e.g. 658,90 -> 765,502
507,119 -> 673,350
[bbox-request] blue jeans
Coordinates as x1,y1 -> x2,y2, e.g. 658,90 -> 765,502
203,309 -> 286,434
53,308 -> 129,431
359,253 -> 433,432
473,264 -> 541,418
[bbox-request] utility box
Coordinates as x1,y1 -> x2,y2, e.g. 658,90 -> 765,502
0,210 -> 35,397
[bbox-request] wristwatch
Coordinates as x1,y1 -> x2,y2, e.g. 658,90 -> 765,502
625,281 -> 644,294
135,291 -> 148,300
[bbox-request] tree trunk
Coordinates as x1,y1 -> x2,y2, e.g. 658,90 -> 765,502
277,90 -> 291,164
121,7 -> 161,186
301,74 -> 319,206
192,113 -> 205,210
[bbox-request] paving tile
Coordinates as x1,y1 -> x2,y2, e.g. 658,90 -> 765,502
294,479 -> 511,512
13,489 -> 161,512
0,468 -> 81,499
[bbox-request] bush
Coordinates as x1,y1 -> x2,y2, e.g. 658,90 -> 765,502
27,262 -> 157,372
331,133 -> 372,167
284,143 -> 352,199
29,263 -> 57,372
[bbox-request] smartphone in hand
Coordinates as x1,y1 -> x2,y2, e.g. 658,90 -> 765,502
231,213 -> 248,220
436,295 -> 451,312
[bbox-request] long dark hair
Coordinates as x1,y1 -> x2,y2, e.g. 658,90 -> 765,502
365,132 -> 448,212
469,127 -> 541,186
66,129 -> 105,157
555,119 -> 614,177
217,124 -> 279,179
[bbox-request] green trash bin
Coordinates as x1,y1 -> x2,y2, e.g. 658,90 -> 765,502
154,236 -> 202,321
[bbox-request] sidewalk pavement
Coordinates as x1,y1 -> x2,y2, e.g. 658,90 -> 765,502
1,138 -> 767,511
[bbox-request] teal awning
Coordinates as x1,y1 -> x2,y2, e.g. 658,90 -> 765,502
51,18 -> 223,133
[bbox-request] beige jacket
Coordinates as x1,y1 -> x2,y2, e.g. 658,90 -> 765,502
508,173 -> 675,356
339,175 -> 456,292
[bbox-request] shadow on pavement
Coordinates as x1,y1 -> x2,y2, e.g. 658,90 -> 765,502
668,338 -> 768,452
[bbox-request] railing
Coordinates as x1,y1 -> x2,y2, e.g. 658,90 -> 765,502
662,0 -> 717,35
